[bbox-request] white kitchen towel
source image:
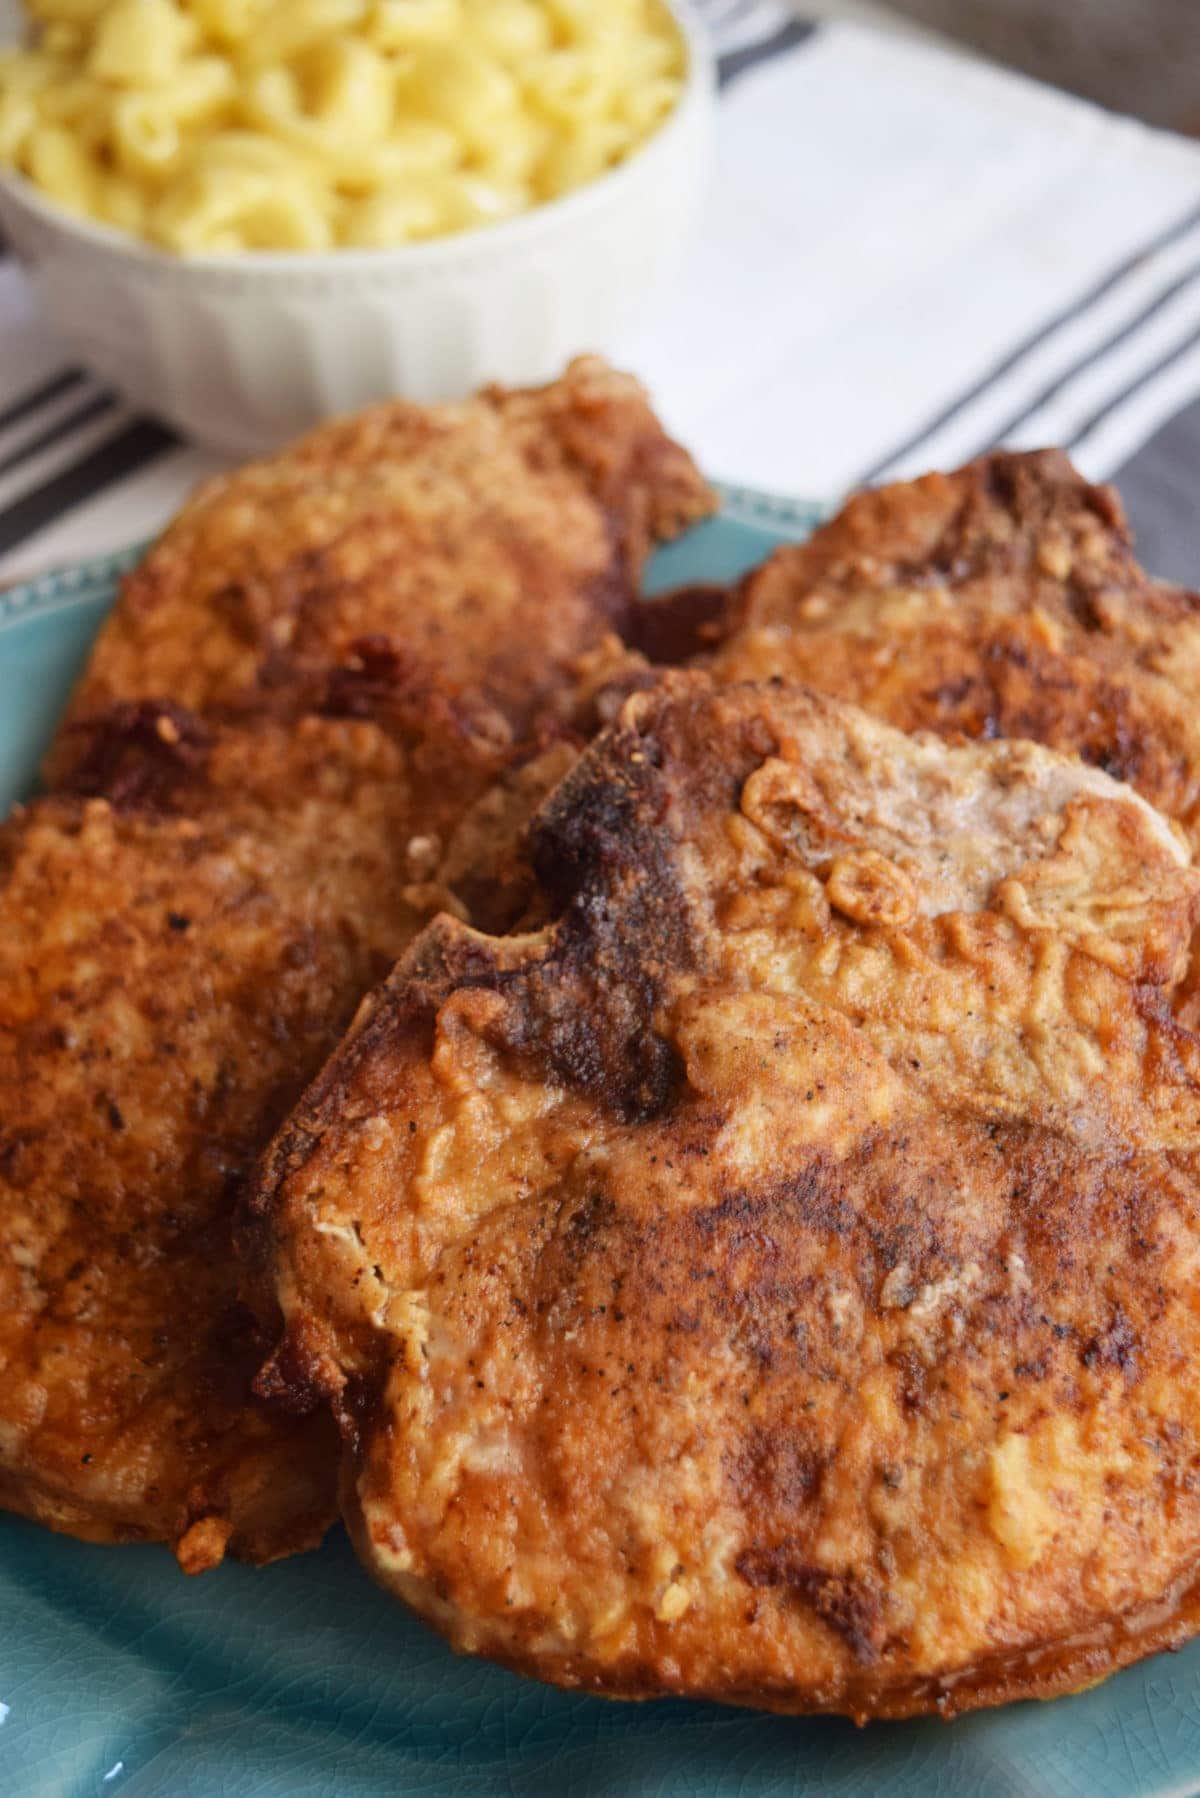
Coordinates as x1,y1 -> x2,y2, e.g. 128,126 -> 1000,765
3,5 -> 1200,581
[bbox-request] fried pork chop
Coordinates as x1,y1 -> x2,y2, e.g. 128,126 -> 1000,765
704,450 -> 1200,837
699,451 -> 1200,1031
50,355 -> 714,772
0,709 -> 481,1569
0,365 -> 713,1567
252,676 -> 1200,1719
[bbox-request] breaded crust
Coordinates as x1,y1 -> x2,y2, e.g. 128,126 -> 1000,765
1,362 -> 713,1566
0,712 -> 447,1567
700,448 -> 1200,1036
707,451 -> 1200,837
49,356 -> 714,770
252,676 -> 1200,1718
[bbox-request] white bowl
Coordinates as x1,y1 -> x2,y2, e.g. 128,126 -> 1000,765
0,2 -> 712,457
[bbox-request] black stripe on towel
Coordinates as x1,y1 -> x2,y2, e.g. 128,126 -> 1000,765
974,256 -> 1200,455
0,417 -> 177,557
0,391 -> 119,478
1066,316 -> 1200,452
0,367 -> 88,439
851,194 -> 1200,487
718,18 -> 816,87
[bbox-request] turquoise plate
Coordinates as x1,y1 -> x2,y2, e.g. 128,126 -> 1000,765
3,492 -> 1199,1797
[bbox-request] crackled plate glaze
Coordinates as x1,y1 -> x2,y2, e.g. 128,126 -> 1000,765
3,493 -> 1199,1797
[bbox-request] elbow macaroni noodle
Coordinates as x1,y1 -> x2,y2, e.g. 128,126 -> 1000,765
0,0 -> 685,252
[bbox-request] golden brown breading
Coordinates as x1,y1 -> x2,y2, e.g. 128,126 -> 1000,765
1,363 -> 713,1567
0,709 -> 472,1569
252,676 -> 1200,1719
705,450 -> 1200,837
50,356 -> 714,769
698,450 -> 1200,1032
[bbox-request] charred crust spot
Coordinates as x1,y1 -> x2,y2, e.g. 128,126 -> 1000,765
1081,1305 -> 1140,1381
319,633 -> 510,755
561,1191 -> 620,1263
528,720 -> 668,905
731,1429 -> 825,1512
57,700 -> 211,810
494,955 -> 686,1124
474,715 -> 701,1122
321,634 -> 414,719
729,1162 -> 858,1241
899,452 -> 1131,588
734,1546 -> 884,1663
913,630 -> 1153,799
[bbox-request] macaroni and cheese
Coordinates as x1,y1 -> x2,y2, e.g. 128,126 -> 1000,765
0,0 -> 686,252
